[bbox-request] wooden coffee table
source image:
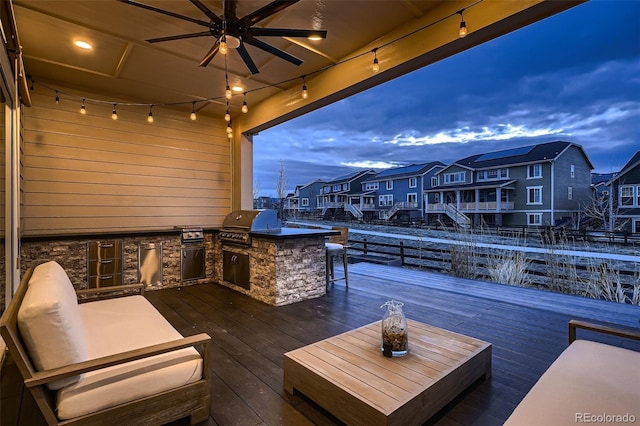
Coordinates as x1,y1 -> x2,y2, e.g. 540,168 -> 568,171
284,319 -> 491,425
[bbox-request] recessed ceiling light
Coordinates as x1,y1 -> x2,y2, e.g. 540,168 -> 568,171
232,86 -> 244,93
74,40 -> 93,50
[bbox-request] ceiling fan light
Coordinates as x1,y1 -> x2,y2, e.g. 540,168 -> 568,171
226,35 -> 241,49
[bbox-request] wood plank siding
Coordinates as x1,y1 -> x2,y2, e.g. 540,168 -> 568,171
21,89 -> 231,235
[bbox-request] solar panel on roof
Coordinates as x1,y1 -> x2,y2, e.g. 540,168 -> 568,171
475,145 -> 535,162
377,164 -> 425,177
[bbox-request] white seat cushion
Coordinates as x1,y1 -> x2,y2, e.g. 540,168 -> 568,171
504,340 -> 640,425
18,261 -> 88,390
325,242 -> 344,252
56,295 -> 203,420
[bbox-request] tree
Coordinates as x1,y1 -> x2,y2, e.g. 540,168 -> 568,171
275,161 -> 288,220
252,179 -> 261,208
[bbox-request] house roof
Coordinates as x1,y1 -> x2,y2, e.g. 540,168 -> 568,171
609,151 -> 640,184
324,169 -> 376,185
362,162 -> 445,182
449,141 -> 594,170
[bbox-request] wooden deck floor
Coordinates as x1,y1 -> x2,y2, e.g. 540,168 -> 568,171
3,263 -> 639,425
154,262 -> 639,426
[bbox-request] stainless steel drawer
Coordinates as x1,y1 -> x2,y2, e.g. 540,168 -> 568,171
87,258 -> 123,276
88,240 -> 122,260
88,273 -> 123,288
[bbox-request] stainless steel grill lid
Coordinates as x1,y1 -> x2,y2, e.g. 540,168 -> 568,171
222,209 -> 281,232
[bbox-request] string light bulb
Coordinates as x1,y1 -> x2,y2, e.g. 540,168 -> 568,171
220,35 -> 228,55
241,93 -> 249,113
147,105 -> 154,123
225,109 -> 231,122
190,102 -> 197,121
55,91 -> 60,104
111,104 -> 118,120
80,98 -> 86,114
301,76 -> 308,99
225,85 -> 232,99
372,49 -> 380,73
226,121 -> 233,135
458,10 -> 467,38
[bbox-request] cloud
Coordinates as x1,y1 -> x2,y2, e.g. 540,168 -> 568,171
253,1 -> 640,196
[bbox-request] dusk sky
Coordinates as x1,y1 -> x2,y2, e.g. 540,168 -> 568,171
253,1 -> 640,197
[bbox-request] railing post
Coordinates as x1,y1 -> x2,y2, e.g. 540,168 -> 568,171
400,241 -> 405,265
363,238 -> 368,256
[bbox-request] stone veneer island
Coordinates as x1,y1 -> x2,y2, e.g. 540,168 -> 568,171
212,228 -> 336,306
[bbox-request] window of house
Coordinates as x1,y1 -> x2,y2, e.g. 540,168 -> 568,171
431,176 -> 439,187
407,193 -> 417,204
527,213 -> 543,225
434,193 -> 440,203
527,164 -> 542,179
478,169 -> 509,181
620,186 -> 634,206
301,198 -> 309,206
570,164 -> 575,178
527,186 -> 543,204
386,180 -> 393,190
379,194 -> 393,206
364,182 -> 379,191
333,184 -> 341,191
568,186 -> 573,200
343,183 -> 349,191
443,172 -> 465,184
409,177 -> 417,188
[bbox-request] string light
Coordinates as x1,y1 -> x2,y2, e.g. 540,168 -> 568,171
458,10 -> 467,38
111,104 -> 118,120
372,48 -> 380,73
242,93 -> 249,113
225,104 -> 231,122
301,76 -> 308,99
190,102 -> 197,120
220,35 -> 228,55
38,3 -> 479,123
226,121 -> 233,136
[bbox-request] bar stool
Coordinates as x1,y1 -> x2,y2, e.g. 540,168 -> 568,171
325,226 -> 349,290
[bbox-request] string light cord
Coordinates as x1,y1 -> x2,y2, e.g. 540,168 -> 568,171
31,1 -> 481,115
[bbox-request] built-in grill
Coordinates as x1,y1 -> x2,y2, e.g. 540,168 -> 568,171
219,209 -> 281,246
179,227 -> 206,281
220,210 -> 281,290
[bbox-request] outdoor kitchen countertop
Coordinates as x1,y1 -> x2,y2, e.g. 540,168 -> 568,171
249,227 -> 339,239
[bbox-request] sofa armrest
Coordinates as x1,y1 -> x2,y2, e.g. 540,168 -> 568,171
25,333 -> 211,388
569,319 -> 640,344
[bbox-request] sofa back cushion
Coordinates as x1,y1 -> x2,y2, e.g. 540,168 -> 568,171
17,261 -> 88,390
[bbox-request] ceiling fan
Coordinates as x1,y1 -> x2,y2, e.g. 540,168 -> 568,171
118,0 -> 327,74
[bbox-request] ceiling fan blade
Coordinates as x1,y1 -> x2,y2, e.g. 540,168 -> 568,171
189,0 -> 222,24
199,41 -> 220,67
236,43 -> 260,75
242,0 -> 299,26
147,31 -> 213,43
249,28 -> 327,38
244,37 -> 302,66
117,0 -> 210,27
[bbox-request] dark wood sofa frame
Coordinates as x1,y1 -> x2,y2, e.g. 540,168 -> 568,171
0,266 -> 211,425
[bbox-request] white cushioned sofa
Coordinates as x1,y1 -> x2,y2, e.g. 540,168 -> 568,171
504,320 -> 640,425
0,261 -> 211,425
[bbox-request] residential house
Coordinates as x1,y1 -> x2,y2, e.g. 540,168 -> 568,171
426,141 -> 594,227
318,170 -> 377,220
607,151 -> 640,232
360,162 -> 445,222
284,179 -> 326,218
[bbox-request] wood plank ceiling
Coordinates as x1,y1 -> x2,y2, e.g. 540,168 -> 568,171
12,0 -> 583,132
